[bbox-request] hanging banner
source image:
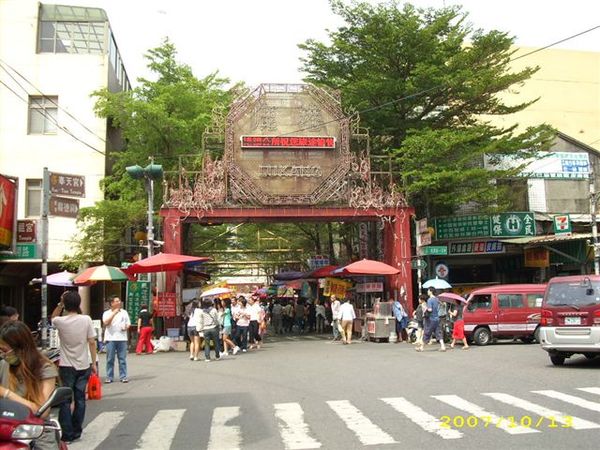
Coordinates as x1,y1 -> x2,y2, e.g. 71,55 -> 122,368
0,174 -> 17,250
126,281 -> 151,321
524,248 -> 550,268
323,277 -> 352,298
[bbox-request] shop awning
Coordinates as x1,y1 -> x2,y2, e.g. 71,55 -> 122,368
498,233 -> 592,246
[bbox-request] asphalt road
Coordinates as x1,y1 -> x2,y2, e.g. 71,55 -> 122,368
69,335 -> 600,450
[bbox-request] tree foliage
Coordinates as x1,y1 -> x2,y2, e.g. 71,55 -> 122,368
299,0 -> 555,216
65,40 -> 236,267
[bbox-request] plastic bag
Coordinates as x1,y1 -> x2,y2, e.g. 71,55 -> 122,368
87,373 -> 102,400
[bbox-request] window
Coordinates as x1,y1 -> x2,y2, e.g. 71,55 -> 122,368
26,179 -> 42,217
38,4 -> 107,55
28,96 -> 58,134
468,295 -> 492,310
498,294 -> 524,309
527,294 -> 543,307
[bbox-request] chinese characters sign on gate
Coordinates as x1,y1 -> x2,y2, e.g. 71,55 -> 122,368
434,212 -> 535,239
155,292 -> 177,318
126,281 -> 151,321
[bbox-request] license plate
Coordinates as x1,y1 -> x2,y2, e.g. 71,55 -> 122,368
565,316 -> 581,325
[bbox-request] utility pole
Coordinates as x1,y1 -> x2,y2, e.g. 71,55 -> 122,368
590,173 -> 600,275
41,167 -> 49,348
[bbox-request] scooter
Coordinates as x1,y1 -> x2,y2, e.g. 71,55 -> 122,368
0,386 -> 72,449
406,318 -> 419,343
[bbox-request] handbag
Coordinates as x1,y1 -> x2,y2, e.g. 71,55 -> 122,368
87,372 -> 102,400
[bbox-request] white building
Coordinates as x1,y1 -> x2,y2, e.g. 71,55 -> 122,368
0,0 -> 129,325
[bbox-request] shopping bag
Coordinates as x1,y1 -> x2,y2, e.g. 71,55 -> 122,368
87,372 -> 102,400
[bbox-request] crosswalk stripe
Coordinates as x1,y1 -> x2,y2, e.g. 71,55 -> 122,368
482,393 -> 600,430
432,395 -> 539,435
69,411 -> 126,449
578,387 -> 600,396
381,397 -> 463,440
207,406 -> 242,450
133,409 -> 186,450
326,400 -> 397,445
274,403 -> 322,449
533,390 -> 600,412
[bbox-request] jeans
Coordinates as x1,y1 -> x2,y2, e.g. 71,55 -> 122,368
237,325 -> 248,350
203,328 -> 221,360
106,340 -> 128,381
423,318 -> 442,343
58,366 -> 91,441
332,319 -> 340,339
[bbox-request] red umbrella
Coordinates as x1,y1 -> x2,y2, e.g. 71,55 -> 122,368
126,253 -> 211,274
307,265 -> 340,278
439,292 -> 468,304
335,259 -> 399,276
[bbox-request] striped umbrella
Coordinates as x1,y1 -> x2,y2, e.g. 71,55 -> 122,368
73,265 -> 130,285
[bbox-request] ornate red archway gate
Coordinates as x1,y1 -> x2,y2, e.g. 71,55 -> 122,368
160,205 -> 414,306
160,83 -> 415,309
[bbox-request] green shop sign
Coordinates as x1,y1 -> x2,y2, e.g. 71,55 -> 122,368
126,281 -> 151,321
434,212 -> 535,239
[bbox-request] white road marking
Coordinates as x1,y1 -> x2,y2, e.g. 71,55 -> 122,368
432,395 -> 539,435
578,387 -> 600,396
482,392 -> 600,430
207,406 -> 242,450
274,403 -> 322,449
326,400 -> 397,445
533,390 -> 600,412
69,411 -> 126,449
133,409 -> 186,450
381,397 -> 463,440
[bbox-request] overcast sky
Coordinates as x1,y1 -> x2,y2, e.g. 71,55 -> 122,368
66,0 -> 600,87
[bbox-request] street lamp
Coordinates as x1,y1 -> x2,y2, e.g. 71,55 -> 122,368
126,162 -> 164,260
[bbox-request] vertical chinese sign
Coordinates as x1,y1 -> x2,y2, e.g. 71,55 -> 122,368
126,281 -> 151,322
0,174 -> 17,252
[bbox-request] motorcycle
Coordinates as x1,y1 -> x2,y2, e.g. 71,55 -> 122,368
0,386 -> 72,449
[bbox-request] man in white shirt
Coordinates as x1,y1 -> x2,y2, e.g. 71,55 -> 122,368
51,291 -> 97,443
330,295 -> 341,341
102,296 -> 131,383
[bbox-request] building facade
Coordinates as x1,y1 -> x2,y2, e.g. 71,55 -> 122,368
0,0 -> 129,327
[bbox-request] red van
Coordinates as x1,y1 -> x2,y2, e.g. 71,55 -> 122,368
463,284 -> 547,345
539,275 -> 600,366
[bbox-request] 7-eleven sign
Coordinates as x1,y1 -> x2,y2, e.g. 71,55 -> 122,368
553,214 -> 571,235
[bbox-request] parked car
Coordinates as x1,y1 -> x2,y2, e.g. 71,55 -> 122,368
539,274 -> 600,366
463,284 -> 547,346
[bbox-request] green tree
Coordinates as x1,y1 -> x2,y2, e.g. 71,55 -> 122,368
65,40 -> 237,267
299,0 -> 555,217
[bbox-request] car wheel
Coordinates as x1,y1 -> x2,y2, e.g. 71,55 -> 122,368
533,327 -> 540,344
583,353 -> 598,360
473,327 -> 492,346
550,353 -> 566,366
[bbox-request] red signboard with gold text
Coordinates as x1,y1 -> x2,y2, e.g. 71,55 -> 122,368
0,174 -> 17,249
241,135 -> 336,149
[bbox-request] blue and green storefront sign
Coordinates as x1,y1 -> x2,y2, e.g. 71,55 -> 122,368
434,212 -> 536,240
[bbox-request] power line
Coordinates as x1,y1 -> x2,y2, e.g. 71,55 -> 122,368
511,25 -> 600,61
0,59 -> 107,144
0,70 -> 106,156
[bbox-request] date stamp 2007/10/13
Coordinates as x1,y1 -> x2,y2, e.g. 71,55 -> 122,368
439,415 -> 573,429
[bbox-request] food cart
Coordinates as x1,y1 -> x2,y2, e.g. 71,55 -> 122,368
365,300 -> 394,342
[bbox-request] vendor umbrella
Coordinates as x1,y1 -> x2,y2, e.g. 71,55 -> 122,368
126,252 -> 211,274
438,292 -> 467,304
200,287 -> 232,298
334,259 -> 399,276
73,265 -> 130,285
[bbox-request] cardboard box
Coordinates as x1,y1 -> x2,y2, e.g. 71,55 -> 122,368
173,341 -> 187,352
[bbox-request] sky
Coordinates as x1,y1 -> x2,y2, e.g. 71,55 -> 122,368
65,0 -> 600,87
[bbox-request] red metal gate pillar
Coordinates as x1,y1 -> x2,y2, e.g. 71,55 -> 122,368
163,215 -> 182,294
383,211 -> 414,312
